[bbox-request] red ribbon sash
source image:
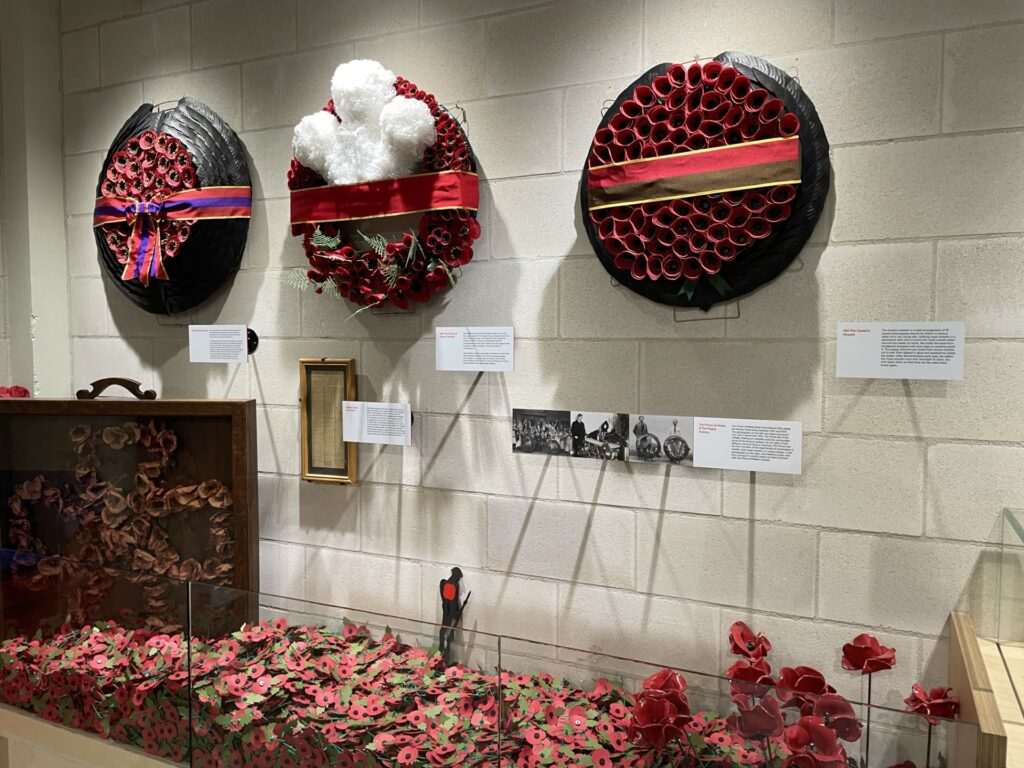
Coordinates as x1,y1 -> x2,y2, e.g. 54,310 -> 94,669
289,170 -> 479,227
587,137 -> 801,210
93,186 -> 252,286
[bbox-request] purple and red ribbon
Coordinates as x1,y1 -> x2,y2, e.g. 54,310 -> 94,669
93,186 -> 252,285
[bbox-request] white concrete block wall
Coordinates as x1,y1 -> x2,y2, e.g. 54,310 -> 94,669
55,0 -> 1024,701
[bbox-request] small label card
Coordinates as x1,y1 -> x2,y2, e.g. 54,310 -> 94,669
836,322 -> 965,380
342,401 -> 412,446
693,417 -> 802,475
435,326 -> 514,372
188,324 -> 248,364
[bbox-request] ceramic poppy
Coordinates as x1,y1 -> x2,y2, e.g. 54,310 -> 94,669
580,52 -> 830,311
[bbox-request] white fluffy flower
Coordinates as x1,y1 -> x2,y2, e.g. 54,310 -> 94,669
292,59 -> 437,186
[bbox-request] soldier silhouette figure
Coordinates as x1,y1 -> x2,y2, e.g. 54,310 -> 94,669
438,567 -> 470,662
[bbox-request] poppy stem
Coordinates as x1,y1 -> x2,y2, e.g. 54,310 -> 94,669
925,722 -> 933,768
865,673 -> 872,767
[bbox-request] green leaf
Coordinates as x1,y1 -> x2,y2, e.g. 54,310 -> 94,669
311,226 -> 342,250
358,231 -> 389,259
676,279 -> 697,300
707,273 -> 732,297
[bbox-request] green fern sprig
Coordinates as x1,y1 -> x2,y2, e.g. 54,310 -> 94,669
311,226 -> 342,250
357,231 -> 390,259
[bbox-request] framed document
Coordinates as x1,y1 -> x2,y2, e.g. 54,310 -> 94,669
299,358 -> 357,484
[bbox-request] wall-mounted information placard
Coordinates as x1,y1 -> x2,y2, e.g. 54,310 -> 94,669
436,327 -> 514,372
693,417 -> 802,475
836,322 -> 965,380
343,401 -> 412,447
188,324 -> 248,364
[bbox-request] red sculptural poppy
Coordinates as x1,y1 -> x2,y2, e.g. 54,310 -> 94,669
904,683 -> 960,724
842,633 -> 896,674
729,620 -> 772,660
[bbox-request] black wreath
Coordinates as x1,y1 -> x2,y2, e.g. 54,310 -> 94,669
580,52 -> 830,311
94,97 -> 251,316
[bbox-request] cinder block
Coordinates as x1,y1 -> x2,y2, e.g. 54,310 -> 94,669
242,45 -> 353,132
193,270 -> 301,337
68,215 -> 102,276
488,174 -> 589,259
62,0 -> 140,31
62,28 -> 100,93
358,418 -> 423,487
243,198 -> 307,270
143,65 -> 243,130
645,0 -> 831,64
192,0 -> 297,69
487,497 -> 636,589
259,473 -> 360,550
771,36 -> 942,145
463,90 -> 563,179
831,133 -> 1024,241
237,128 -> 293,200
362,485 -> 487,568
824,342 -> 1024,441
720,609 -> 922,710
360,337 -> 490,416
558,583 -> 722,675
641,340 -> 823,431
420,414 -> 558,498
495,340 -> 638,416
72,336 -> 154,390
99,7 -> 190,86
835,0 -> 1024,43
153,339 -> 251,399
723,249 -> 824,340
944,25 -> 1024,132
557,259 -> 728,340
422,567 -> 560,645
353,22 -> 488,103
724,436 -> 926,536
305,548 -> 422,619
64,83 -> 143,155
260,540 -> 307,600
298,0 -> 418,46
936,237 -> 1024,337
558,454 -> 721,516
562,77 -> 633,172
420,0 -> 541,24
418,260 -> 560,338
486,0 -> 641,95
69,277 -> 108,336
637,514 -> 816,616
256,406 -> 300,476
926,443 -> 1024,543
299,289 -> 423,340
817,533 -> 996,635
250,338 -> 358,407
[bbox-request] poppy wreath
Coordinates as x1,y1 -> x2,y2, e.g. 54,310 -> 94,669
580,53 -> 830,311
4,421 -> 234,633
287,60 -> 480,312
93,98 -> 252,315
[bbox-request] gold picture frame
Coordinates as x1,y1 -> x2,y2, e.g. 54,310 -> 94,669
299,358 -> 357,484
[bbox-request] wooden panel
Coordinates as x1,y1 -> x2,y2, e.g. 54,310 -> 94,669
949,611 -> 1008,768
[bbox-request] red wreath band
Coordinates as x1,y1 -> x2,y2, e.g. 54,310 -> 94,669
587,137 -> 800,210
289,170 -> 479,228
94,186 -> 252,284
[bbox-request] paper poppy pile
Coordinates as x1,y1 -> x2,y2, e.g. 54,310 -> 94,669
0,614 -> 958,767
586,61 -> 801,290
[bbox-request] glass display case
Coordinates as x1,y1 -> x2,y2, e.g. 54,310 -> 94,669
0,553 -> 977,766
0,397 -> 258,635
998,507 -> 1024,643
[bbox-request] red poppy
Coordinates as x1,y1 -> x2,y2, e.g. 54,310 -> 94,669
777,666 -> 835,716
591,749 -> 613,768
842,633 -> 896,675
729,621 -> 772,661
628,692 -> 690,749
784,717 -> 847,767
813,693 -> 862,742
727,658 -> 776,699
734,693 -> 784,739
904,683 -> 960,725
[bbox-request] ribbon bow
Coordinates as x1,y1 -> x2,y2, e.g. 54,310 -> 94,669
94,186 -> 253,286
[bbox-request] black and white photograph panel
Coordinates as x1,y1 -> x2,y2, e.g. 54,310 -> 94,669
512,408 -> 571,455
628,415 -> 695,465
569,411 -> 629,462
